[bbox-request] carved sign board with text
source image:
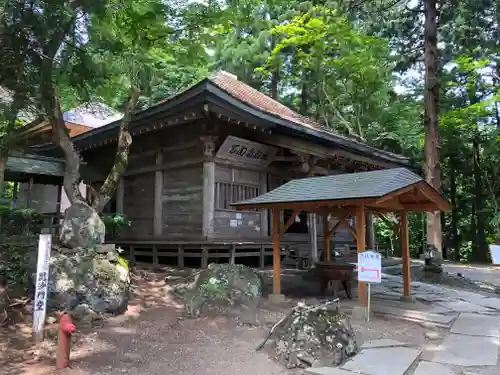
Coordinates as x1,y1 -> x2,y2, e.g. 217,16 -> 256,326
216,136 -> 278,167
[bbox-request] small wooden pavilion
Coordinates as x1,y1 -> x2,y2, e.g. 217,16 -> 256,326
232,168 -> 452,306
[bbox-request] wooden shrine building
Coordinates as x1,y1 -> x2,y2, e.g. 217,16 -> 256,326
33,71 -> 416,267
232,168 -> 452,304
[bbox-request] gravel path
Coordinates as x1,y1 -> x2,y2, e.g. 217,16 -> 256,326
68,308 -> 296,375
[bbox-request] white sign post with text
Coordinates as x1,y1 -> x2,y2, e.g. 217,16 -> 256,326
358,250 -> 382,322
32,234 -> 52,342
489,245 -> 500,265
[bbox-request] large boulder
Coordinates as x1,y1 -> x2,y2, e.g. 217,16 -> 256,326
177,264 -> 263,317
60,202 -> 106,249
47,248 -> 130,317
272,302 -> 358,369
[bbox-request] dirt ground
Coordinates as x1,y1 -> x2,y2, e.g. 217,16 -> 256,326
0,265 -> 429,375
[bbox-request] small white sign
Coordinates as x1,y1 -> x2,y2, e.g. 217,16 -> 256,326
358,250 -> 382,284
236,213 -> 242,220
230,219 -> 238,228
32,234 -> 52,338
489,245 -> 500,265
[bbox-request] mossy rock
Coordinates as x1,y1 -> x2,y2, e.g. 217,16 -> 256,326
180,264 -> 263,317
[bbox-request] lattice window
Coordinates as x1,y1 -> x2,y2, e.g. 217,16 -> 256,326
215,182 -> 259,210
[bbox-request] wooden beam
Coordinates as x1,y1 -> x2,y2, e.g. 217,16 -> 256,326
374,185 -> 418,205
356,205 -> 367,307
323,211 -> 331,262
400,211 -> 411,297
234,197 -> 379,211
417,182 -> 452,211
280,209 -> 300,235
272,208 -> 281,294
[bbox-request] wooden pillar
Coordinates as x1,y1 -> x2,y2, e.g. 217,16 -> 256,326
401,211 -> 411,297
366,211 -> 375,250
26,177 -> 34,208
153,151 -> 163,237
272,208 -> 281,295
323,211 -> 331,262
116,178 -> 124,214
259,172 -> 268,236
356,205 -> 367,307
201,136 -> 217,238
308,213 -> 318,264
11,181 -> 18,209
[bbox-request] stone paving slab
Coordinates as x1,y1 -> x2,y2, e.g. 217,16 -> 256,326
437,300 -> 495,314
413,361 -> 458,375
478,298 -> 500,311
372,304 -> 458,326
451,313 -> 500,337
305,368 -> 355,375
463,367 -> 500,375
341,347 -> 421,375
431,334 -> 499,367
361,339 -> 407,349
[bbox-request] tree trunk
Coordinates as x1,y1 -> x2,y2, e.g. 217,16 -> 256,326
449,159 -> 460,260
92,87 -> 139,212
423,0 -> 443,261
472,134 -> 488,262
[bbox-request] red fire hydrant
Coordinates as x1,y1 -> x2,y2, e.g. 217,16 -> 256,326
56,313 -> 76,369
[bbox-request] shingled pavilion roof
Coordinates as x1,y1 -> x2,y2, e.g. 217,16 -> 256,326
232,168 -> 452,213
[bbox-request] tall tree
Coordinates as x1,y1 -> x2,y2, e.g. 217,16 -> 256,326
422,0 -> 442,259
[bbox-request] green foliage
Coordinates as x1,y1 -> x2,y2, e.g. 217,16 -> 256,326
0,206 -> 43,236
101,213 -> 131,239
0,238 -> 37,289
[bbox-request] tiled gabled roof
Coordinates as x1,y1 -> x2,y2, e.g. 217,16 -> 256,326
211,72 -> 319,131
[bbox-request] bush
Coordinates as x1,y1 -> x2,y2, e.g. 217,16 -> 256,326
0,206 -> 43,236
0,237 -> 38,291
101,213 -> 131,240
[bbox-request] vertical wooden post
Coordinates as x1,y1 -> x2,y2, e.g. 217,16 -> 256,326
401,211 -> 411,297
152,245 -> 159,266
259,172 -> 268,236
229,244 -> 236,265
27,177 -> 34,208
259,244 -> 265,269
116,178 -> 124,214
11,181 -> 18,209
201,247 -> 209,269
201,136 -> 217,238
356,205 -> 367,307
154,151 -> 164,238
177,245 -> 184,268
366,211 -> 375,250
308,213 -> 318,265
272,208 -> 281,295
323,211 -> 331,262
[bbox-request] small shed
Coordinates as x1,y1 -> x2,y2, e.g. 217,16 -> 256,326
232,168 -> 452,306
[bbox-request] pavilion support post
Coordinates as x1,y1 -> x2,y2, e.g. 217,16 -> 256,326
366,211 -> 375,250
308,213 -> 318,265
271,208 -> 282,296
401,211 -> 411,297
323,211 -> 331,262
356,205 -> 367,307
